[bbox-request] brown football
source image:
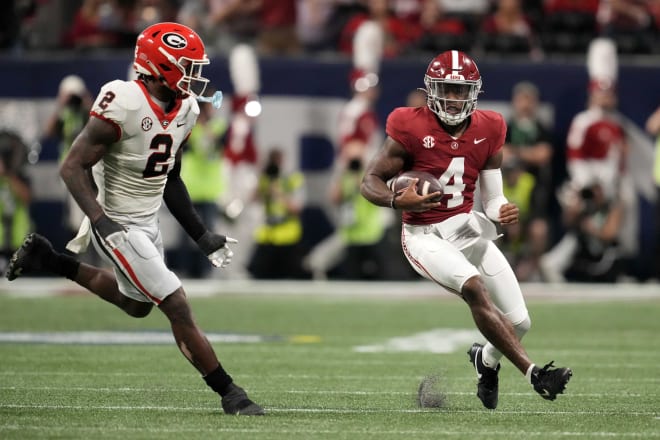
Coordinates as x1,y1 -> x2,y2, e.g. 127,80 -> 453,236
389,170 -> 443,200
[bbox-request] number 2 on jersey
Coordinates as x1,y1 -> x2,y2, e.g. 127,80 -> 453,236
143,134 -> 173,178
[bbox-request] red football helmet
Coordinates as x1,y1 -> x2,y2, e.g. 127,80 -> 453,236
133,22 -> 209,98
424,50 -> 482,126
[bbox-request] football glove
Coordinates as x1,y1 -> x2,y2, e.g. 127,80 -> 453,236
93,214 -> 127,249
196,231 -> 238,268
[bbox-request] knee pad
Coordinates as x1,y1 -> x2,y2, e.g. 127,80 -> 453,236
513,314 -> 531,340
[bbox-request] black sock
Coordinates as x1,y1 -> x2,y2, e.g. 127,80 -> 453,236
48,252 -> 80,281
203,365 -> 233,396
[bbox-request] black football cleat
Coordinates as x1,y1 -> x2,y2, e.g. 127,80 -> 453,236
531,361 -> 572,401
468,343 -> 500,409
221,383 -> 265,415
5,233 -> 55,281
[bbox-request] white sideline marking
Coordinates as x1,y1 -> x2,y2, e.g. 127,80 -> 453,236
0,331 -> 268,345
354,328 -> 482,353
2,278 -> 660,301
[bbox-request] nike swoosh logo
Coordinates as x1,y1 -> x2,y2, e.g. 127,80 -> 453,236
177,121 -> 186,127
474,357 -> 482,379
474,138 -> 487,144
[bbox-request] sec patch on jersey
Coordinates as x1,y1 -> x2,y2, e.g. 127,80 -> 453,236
389,170 -> 443,201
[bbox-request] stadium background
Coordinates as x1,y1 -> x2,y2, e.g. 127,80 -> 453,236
0,53 -> 658,279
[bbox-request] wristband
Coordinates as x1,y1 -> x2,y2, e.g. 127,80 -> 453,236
390,193 -> 398,209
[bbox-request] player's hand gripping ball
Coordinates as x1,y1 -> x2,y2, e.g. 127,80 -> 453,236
389,171 -> 443,202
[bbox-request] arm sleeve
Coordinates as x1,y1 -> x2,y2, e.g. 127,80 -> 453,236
163,159 -> 206,241
479,168 -> 509,222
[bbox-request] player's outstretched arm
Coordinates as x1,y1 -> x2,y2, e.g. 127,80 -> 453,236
163,149 -> 236,268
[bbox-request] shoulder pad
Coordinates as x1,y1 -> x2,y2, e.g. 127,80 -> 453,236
103,80 -> 142,111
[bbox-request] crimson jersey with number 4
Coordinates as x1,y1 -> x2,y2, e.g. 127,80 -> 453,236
386,106 -> 506,225
90,79 -> 199,224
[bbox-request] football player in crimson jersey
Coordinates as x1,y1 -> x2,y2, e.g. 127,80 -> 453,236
5,22 -> 264,416
361,50 -> 572,409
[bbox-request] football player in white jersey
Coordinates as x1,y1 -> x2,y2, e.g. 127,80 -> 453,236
5,22 -> 264,416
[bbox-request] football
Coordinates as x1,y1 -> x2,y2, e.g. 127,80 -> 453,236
389,170 -> 443,200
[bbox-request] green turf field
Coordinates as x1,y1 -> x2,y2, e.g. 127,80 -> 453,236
1,281 -> 659,439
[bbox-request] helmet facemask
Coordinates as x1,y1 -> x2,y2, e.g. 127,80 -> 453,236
157,47 -> 210,98
424,75 -> 481,125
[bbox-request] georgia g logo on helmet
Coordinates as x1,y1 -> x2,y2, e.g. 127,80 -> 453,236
162,32 -> 187,49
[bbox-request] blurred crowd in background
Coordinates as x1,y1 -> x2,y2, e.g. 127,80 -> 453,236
1,0 -> 660,57
0,0 -> 659,284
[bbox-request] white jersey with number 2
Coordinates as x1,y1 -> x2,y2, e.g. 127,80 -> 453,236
90,79 -> 199,225
66,79 -> 199,255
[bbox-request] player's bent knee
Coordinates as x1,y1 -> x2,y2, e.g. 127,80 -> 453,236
460,275 -> 488,305
123,299 -> 153,318
513,315 -> 531,338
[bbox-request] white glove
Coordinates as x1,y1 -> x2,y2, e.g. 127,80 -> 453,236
206,237 -> 238,268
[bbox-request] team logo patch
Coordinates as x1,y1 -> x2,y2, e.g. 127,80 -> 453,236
162,32 -> 187,49
451,141 -> 459,150
141,117 -> 153,131
422,136 -> 435,149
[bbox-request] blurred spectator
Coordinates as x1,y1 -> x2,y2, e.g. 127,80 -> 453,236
598,0 -> 654,34
221,44 -> 262,278
544,0 -> 599,14
541,80 -> 635,282
172,101 -> 228,278
320,1 -> 368,52
597,0 -> 657,54
177,0 -> 260,54
0,130 -> 32,272
43,75 -> 92,236
304,140 -> 388,280
296,0 -> 337,52
328,143 -> 388,279
248,148 -> 307,279
412,0 -> 470,54
438,0 -> 490,33
439,0 -> 490,15
541,182 -> 624,283
338,0 -> 417,57
479,0 -> 541,58
62,0 -> 122,49
504,82 -> 553,211
542,0 -> 599,53
502,81 -> 553,280
500,157 -> 539,280
564,82 -> 630,212
133,0 -> 179,32
338,70 -> 381,158
339,17 -> 383,157
390,0 -> 424,23
645,106 -> 660,280
256,0 -> 300,55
